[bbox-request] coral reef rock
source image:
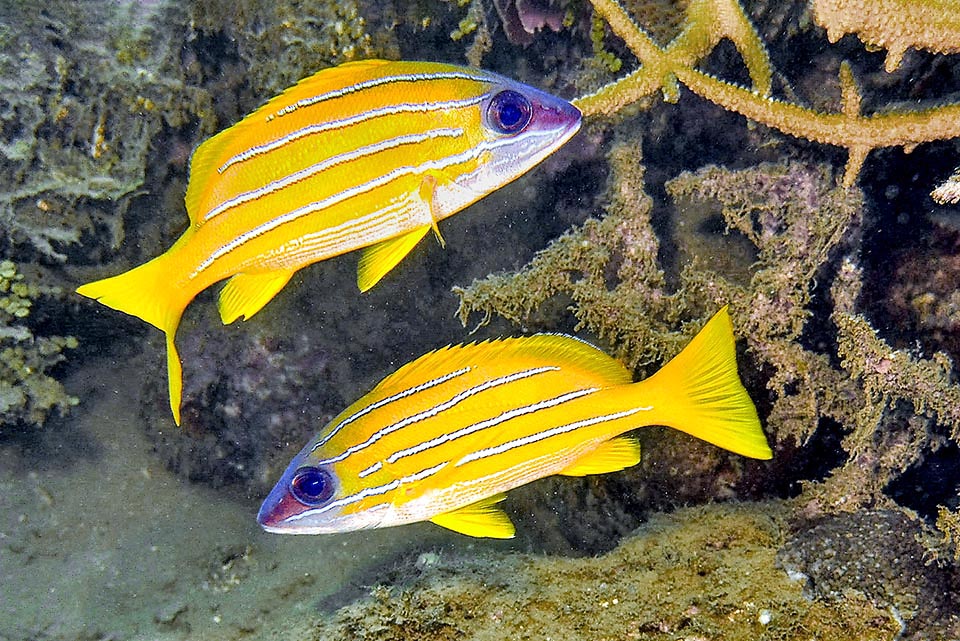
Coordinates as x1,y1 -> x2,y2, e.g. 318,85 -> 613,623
314,502 -> 902,641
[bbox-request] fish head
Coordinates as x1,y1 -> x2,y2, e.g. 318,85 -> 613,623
436,72 -> 582,217
257,440 -> 386,535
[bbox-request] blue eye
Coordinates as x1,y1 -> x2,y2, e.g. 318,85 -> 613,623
487,90 -> 532,134
290,466 -> 334,505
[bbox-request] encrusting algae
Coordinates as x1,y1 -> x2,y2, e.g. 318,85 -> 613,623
0,260 -> 78,433
312,503 -> 904,641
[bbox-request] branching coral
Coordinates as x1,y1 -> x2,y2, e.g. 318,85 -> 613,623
0,260 -> 77,433
578,0 -> 960,186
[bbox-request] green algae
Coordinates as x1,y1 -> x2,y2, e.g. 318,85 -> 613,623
313,502 -> 903,641
0,260 -> 77,432
0,1 -> 213,261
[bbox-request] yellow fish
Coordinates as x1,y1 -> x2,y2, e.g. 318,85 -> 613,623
257,307 -> 772,539
75,60 -> 582,424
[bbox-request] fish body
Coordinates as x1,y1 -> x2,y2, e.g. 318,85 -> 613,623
75,60 -> 581,424
258,307 -> 772,539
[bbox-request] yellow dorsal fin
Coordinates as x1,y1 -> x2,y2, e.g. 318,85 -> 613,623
217,269 -> 295,324
357,225 -> 430,292
184,59 -> 394,224
429,493 -> 515,539
369,333 -> 633,400
559,436 -> 641,476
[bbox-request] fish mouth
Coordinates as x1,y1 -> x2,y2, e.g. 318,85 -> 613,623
536,96 -> 582,138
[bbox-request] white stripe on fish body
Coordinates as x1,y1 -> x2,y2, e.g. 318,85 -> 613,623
383,387 -> 601,464
379,408 -> 650,529
219,96 -> 486,174
204,128 -> 466,222
269,70 -> 497,120
314,366 -> 561,467
313,366 -> 474,452
191,134 -> 498,278
455,407 -> 650,466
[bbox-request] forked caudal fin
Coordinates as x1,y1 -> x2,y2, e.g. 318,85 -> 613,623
637,306 -> 772,460
76,254 -> 190,425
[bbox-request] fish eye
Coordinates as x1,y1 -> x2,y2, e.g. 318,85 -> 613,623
487,90 -> 533,135
290,466 -> 335,505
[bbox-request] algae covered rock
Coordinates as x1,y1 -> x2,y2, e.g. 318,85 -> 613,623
0,260 -> 77,433
313,502 -> 904,641
0,1 -> 213,262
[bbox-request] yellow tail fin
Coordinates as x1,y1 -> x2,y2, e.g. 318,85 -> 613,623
639,306 -> 772,459
76,255 -> 190,425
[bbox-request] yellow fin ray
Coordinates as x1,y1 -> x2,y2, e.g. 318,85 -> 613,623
357,226 -> 430,293
165,333 -> 183,425
217,270 -> 295,324
429,493 -> 515,538
559,436 -> 641,476
638,306 -> 772,460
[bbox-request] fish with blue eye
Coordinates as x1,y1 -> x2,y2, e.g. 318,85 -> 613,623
75,59 -> 582,425
258,307 -> 773,539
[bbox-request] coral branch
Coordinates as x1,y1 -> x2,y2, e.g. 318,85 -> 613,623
580,0 -> 960,185
575,0 -> 772,115
674,63 -> 960,187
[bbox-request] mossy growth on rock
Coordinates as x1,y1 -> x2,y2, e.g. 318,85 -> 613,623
0,260 -> 77,433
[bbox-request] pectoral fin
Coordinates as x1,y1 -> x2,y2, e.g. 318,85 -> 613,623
357,226 -> 430,293
218,270 -> 295,324
429,493 -> 515,539
559,436 -> 641,476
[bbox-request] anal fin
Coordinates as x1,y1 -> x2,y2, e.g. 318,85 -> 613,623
218,270 -> 294,324
357,226 -> 430,293
429,493 -> 515,539
559,436 -> 641,477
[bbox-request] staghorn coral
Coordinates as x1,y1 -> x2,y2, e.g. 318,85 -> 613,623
575,0 -> 773,115
812,0 -> 960,72
0,260 -> 77,433
578,0 -> 960,186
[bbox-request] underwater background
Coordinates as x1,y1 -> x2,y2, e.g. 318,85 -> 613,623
2,0 -> 960,639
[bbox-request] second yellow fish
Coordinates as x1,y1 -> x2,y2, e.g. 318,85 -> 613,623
76,59 -> 582,424
257,306 -> 772,538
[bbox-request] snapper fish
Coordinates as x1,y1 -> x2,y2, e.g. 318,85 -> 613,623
258,307 -> 773,539
76,59 -> 581,425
